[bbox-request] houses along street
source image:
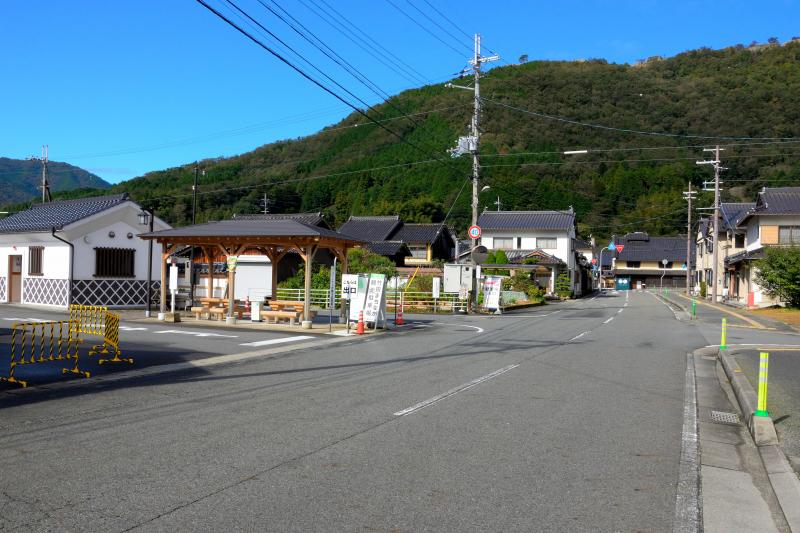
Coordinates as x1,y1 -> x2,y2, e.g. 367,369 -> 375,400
1,290 -> 715,532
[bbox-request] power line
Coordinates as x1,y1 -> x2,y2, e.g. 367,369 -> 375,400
383,0 -> 466,57
482,97 -> 800,141
401,0 -> 472,53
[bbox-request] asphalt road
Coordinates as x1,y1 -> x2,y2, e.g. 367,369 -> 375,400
0,291 -> 705,532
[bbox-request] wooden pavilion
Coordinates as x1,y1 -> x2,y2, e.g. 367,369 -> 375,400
140,219 -> 363,325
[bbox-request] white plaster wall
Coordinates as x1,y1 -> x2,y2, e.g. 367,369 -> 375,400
0,243 -> 71,279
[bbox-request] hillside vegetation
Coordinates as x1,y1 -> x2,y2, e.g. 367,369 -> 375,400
0,158 -> 109,204
19,43 -> 800,238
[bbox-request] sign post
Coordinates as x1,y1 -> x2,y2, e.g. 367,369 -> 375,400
328,257 -> 337,332
432,276 -> 441,313
169,262 -> 178,314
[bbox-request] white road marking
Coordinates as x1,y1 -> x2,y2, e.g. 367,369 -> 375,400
393,364 -> 519,416
155,329 -> 238,338
2,317 -> 47,322
433,323 -> 484,333
239,336 -> 313,347
617,309 -> 623,314
624,302 -> 629,308
570,331 -> 590,341
603,317 -> 614,324
673,352 -> 701,531
119,326 -> 148,331
705,343 -> 800,348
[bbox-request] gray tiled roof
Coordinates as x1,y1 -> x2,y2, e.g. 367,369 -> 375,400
615,233 -> 694,263
739,187 -> 800,225
338,216 -> 401,241
141,219 -> 363,242
391,223 -> 444,244
0,193 -> 131,234
503,249 -> 564,265
720,202 -> 755,231
364,241 -> 411,256
477,210 -> 575,231
232,212 -> 329,229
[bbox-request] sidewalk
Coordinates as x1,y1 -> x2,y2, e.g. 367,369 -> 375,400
693,347 -> 792,532
660,291 -> 795,332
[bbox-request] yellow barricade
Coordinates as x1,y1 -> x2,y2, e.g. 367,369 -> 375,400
70,304 -> 132,365
0,321 -> 87,388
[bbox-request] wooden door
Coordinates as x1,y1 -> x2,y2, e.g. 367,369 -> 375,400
8,255 -> 22,303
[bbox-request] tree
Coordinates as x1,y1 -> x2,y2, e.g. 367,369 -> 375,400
347,248 -> 397,279
755,247 -> 800,307
768,36 -> 779,45
555,272 -> 572,298
518,54 -> 528,64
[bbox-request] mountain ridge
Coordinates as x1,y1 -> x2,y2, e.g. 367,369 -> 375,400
0,157 -> 110,205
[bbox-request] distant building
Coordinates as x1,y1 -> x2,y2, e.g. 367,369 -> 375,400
0,194 -> 170,308
695,202 -> 753,298
338,216 -> 456,267
611,232 -> 693,290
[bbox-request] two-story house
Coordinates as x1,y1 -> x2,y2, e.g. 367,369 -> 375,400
725,187 -> 800,307
612,232 -> 693,290
476,209 -> 585,295
694,202 -> 754,299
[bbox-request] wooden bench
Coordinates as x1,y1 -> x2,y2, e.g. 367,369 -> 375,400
260,309 -> 301,325
191,306 -> 210,320
208,307 -> 245,320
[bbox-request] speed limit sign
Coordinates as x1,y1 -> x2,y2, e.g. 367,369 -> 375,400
468,225 -> 481,239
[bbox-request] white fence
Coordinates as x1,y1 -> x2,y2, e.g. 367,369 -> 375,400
272,287 -> 468,313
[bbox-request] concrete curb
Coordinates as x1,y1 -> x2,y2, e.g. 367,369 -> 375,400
718,350 -> 778,446
718,349 -> 800,532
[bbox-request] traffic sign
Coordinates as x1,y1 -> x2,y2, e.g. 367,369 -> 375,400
468,225 -> 481,239
607,242 -> 615,251
591,258 -> 597,265
615,244 -> 625,253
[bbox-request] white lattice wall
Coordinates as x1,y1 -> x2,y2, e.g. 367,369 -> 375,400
0,276 -> 6,302
72,280 -> 160,307
22,278 -> 69,307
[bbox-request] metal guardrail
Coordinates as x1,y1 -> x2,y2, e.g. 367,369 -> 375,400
1,321 -> 86,388
272,288 -> 468,313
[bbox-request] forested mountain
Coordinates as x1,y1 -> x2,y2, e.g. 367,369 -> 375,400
13,42 -> 800,238
0,158 -> 110,204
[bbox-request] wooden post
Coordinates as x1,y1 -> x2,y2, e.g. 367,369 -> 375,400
160,243 -> 168,315
227,265 -> 235,319
204,247 -> 214,299
303,244 -> 317,326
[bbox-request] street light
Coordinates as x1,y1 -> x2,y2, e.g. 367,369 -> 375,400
139,209 -> 155,318
661,258 -> 668,290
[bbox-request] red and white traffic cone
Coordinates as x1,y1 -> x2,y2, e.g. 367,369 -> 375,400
395,293 -> 404,326
356,310 -> 365,335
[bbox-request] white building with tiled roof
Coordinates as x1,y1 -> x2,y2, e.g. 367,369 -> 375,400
0,194 -> 170,308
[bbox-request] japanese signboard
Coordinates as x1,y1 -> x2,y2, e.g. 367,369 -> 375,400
347,273 -> 386,325
341,274 -> 358,301
483,275 -> 502,310
432,277 -> 441,299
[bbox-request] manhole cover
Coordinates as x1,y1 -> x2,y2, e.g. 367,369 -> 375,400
710,410 -> 740,425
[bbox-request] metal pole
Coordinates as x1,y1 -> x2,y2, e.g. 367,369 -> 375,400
145,209 -> 154,318
190,164 -> 199,307
598,248 -> 604,292
685,182 -> 694,295
471,34 -> 481,235
712,146 -> 721,304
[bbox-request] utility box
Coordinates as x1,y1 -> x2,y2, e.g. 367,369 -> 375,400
444,264 -> 475,293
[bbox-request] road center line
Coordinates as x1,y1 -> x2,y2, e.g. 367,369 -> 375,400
433,323 -> 484,333
393,364 -> 519,416
603,317 -> 614,324
569,331 -> 590,341
239,335 -> 314,347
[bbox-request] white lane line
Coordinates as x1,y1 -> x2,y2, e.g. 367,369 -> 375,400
393,364 -> 519,416
239,335 -> 313,347
673,352 -> 701,532
569,331 -> 590,341
119,326 -> 148,331
2,317 -> 47,322
155,329 -> 238,338
603,317 -> 614,324
433,323 -> 484,333
617,309 -> 623,314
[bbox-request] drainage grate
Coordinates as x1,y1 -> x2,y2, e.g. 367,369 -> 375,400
710,410 -> 740,425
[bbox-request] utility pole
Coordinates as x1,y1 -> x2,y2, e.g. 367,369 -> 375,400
29,145 -> 51,203
494,196 -> 502,211
260,193 -> 270,214
683,182 -> 697,296
697,146 -> 725,303
446,34 -> 500,245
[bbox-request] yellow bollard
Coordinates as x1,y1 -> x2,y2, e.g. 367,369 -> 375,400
720,318 -> 727,350
755,352 -> 769,417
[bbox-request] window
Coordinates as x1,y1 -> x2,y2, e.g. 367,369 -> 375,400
94,248 -> 135,277
537,238 -> 557,249
28,246 -> 43,276
408,246 -> 427,259
734,234 -> 745,248
626,261 -> 641,268
779,226 -> 800,244
493,237 -> 513,249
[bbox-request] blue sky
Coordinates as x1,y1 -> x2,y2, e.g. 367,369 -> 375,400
2,0 -> 798,184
